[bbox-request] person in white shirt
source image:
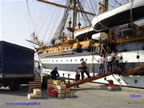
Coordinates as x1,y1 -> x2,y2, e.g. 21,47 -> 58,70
97,55 -> 105,75
107,54 -> 113,72
35,64 -> 41,77
113,53 -> 120,70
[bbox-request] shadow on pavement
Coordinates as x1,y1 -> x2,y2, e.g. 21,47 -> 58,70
0,85 -> 28,97
0,85 -> 79,99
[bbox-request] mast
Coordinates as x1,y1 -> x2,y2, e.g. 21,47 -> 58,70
72,0 -> 77,39
104,0 -> 108,12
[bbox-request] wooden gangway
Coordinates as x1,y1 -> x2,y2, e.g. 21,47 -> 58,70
66,70 -> 121,88
123,65 -> 144,76
66,65 -> 144,88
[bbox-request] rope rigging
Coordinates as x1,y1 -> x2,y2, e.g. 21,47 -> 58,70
41,7 -> 53,41
26,0 -> 44,46
53,1 -> 72,40
89,0 -> 97,14
77,0 -> 92,26
38,5 -> 53,41
129,0 -> 140,62
26,0 -> 37,33
114,0 -> 121,5
43,6 -> 60,42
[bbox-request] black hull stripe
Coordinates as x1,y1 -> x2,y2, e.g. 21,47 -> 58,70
112,39 -> 144,52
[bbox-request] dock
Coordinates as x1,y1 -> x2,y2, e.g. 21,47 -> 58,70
0,83 -> 144,108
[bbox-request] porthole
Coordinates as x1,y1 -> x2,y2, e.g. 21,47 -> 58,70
120,56 -> 123,60
136,55 -> 140,59
117,78 -> 121,82
134,79 -> 138,83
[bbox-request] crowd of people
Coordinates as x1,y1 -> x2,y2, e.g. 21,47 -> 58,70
49,51 -> 119,88
73,51 -> 120,88
97,51 -> 119,75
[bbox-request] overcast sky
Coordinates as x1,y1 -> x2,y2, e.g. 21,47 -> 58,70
1,0 -> 33,48
0,0 -> 64,49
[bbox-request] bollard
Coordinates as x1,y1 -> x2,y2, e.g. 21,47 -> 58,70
63,73 -> 65,84
68,74 -> 70,84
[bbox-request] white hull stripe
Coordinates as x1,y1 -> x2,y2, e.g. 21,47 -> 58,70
41,51 -> 144,64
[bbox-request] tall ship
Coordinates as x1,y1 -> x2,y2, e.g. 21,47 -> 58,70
28,0 -> 144,88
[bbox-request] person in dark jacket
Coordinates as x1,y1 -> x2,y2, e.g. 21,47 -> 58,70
74,66 -> 81,88
51,67 -> 59,80
80,58 -> 90,79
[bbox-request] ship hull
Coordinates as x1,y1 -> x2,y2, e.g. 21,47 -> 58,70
40,45 -> 144,88
41,61 -> 144,88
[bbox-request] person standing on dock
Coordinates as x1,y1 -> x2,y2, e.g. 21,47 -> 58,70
74,66 -> 81,88
107,54 -> 113,72
80,58 -> 90,79
111,50 -> 116,61
51,67 -> 59,80
97,55 -> 105,75
34,64 -> 41,77
113,53 -> 120,70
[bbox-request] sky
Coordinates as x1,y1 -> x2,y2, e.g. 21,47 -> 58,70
1,0 -> 34,49
0,0 -> 65,49
0,0 -> 144,49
